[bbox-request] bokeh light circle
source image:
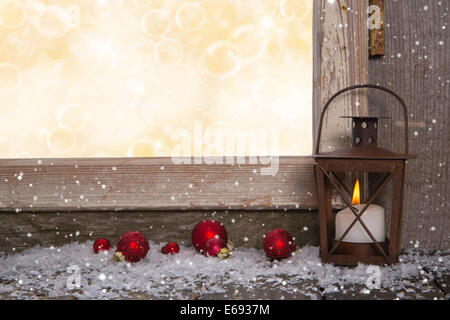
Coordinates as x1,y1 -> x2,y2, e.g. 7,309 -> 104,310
203,41 -> 240,78
46,126 -> 76,155
262,40 -> 282,61
229,24 -> 267,62
175,2 -> 206,31
0,0 -> 26,29
57,104 -> 88,133
154,38 -> 184,67
38,5 -> 69,39
3,35 -> 31,57
128,139 -> 155,157
280,0 -> 312,22
0,63 -> 22,92
141,9 -> 171,39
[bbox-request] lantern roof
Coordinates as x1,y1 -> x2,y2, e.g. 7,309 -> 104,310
313,146 -> 417,160
315,84 -> 418,161
339,116 -> 392,119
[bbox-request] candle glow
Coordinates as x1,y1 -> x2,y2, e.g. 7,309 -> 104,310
352,179 -> 361,205
335,179 -> 386,243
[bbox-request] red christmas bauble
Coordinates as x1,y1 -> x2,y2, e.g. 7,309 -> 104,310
161,242 -> 180,255
203,238 -> 227,257
93,238 -> 111,253
116,231 -> 150,262
192,220 -> 228,252
263,229 -> 296,259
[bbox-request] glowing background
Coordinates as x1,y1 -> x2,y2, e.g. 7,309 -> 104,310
0,0 -> 312,158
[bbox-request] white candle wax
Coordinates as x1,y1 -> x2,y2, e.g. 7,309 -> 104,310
335,204 -> 385,243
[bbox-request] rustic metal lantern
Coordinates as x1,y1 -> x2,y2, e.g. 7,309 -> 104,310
313,84 -> 416,266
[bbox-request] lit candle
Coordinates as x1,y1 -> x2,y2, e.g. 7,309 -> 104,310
335,180 -> 386,243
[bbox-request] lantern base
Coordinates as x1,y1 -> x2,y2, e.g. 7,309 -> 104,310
323,240 -> 391,266
333,241 -> 388,256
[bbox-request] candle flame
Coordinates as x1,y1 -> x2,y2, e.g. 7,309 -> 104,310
352,180 -> 361,205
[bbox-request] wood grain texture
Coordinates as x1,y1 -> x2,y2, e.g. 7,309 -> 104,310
0,157 -> 316,212
313,0 -> 369,153
368,0 -> 450,250
369,0 -> 385,57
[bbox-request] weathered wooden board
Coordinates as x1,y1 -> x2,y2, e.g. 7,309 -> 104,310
313,0 -> 368,152
0,157 -> 316,212
368,0 -> 450,250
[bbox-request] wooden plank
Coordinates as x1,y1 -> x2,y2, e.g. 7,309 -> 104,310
0,157 -> 316,212
313,0 -> 369,153
368,0 -> 450,250
369,0 -> 385,57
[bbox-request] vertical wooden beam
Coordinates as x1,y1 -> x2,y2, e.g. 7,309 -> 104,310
313,0 -> 369,155
369,0 -> 385,57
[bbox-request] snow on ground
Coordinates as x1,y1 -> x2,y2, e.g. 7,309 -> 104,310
0,242 -> 448,299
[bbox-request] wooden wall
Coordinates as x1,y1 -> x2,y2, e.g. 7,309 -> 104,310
368,0 -> 449,250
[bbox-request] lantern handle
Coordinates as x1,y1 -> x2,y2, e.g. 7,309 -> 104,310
315,84 -> 409,158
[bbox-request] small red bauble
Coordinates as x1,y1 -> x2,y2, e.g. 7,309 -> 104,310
192,220 -> 228,252
263,229 -> 296,260
93,238 -> 111,253
203,238 -> 227,257
116,231 -> 150,262
161,242 -> 180,255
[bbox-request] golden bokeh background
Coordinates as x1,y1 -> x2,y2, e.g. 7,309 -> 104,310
0,0 -> 312,158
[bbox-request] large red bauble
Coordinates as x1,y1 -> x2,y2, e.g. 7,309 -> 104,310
191,220 -> 228,252
263,229 -> 296,259
203,238 -> 227,257
116,231 -> 150,262
93,238 -> 111,253
161,242 -> 180,255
